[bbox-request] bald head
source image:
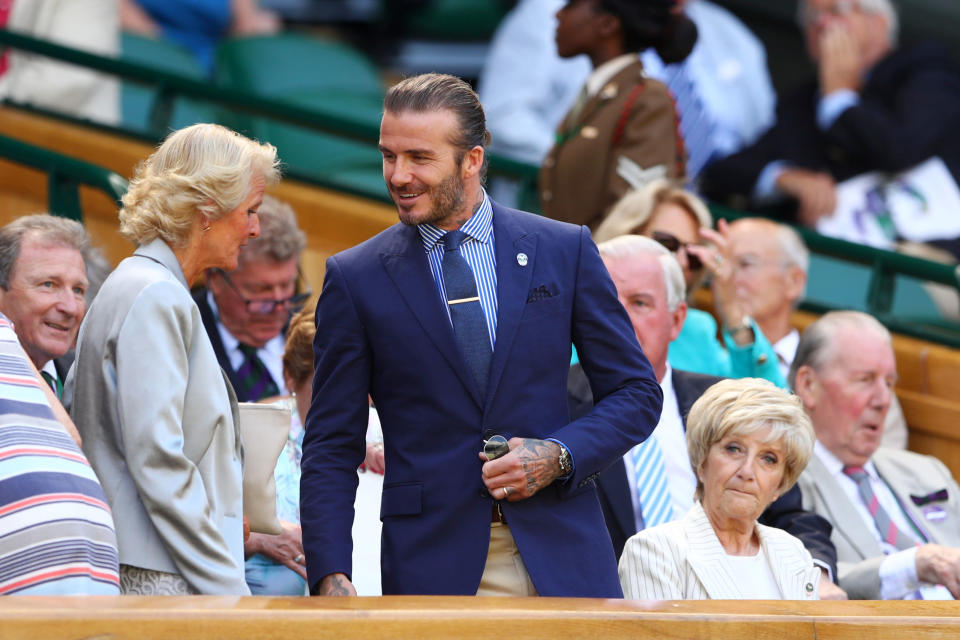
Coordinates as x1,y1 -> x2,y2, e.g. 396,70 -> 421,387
727,218 -> 808,343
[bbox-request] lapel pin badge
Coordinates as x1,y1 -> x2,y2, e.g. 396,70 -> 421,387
517,253 -> 528,267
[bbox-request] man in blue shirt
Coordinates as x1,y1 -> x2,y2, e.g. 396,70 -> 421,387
301,72 -> 662,598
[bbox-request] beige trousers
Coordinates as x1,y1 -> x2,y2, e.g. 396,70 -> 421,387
475,523 -> 539,596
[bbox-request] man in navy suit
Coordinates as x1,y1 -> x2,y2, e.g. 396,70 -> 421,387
567,234 -> 847,599
301,73 -> 662,597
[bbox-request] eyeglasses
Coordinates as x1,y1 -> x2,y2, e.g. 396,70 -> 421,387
212,267 -> 312,315
651,231 -> 703,270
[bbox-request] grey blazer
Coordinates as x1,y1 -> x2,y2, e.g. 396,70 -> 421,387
69,238 -> 248,595
619,502 -> 820,600
798,447 -> 960,599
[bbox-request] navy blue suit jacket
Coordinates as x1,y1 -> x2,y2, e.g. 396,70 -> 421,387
301,202 -> 663,597
568,365 -> 838,578
701,43 -> 960,224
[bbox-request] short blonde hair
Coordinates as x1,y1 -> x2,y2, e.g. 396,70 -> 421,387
593,178 -> 712,244
283,304 -> 316,389
686,378 -> 814,502
119,123 -> 280,248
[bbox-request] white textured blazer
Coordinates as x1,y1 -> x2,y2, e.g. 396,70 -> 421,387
68,239 -> 248,594
619,502 -> 821,600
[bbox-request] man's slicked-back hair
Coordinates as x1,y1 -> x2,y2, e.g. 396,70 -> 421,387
383,73 -> 491,181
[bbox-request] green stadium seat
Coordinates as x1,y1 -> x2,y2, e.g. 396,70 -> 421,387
214,34 -> 386,198
401,0 -> 513,41
118,32 -> 217,135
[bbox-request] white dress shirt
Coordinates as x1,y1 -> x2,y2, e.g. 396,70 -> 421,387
773,328 -> 800,381
207,291 -> 288,397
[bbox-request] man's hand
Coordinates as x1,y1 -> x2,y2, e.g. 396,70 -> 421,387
478,438 -> 562,502
817,568 -> 848,600
244,521 -> 307,580
316,572 -> 357,596
819,21 -> 863,94
916,544 -> 960,597
776,168 -> 838,226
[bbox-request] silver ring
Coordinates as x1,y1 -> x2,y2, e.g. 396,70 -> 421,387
715,254 -> 724,266
503,486 -> 512,498
293,554 -> 305,564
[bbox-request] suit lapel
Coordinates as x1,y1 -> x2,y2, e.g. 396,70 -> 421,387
486,206 -> 536,406
805,456 -> 884,560
684,503 -> 743,599
380,225 -> 483,408
873,453 -> 933,545
759,526 -> 815,599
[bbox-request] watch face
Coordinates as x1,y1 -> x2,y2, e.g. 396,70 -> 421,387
559,448 -> 572,474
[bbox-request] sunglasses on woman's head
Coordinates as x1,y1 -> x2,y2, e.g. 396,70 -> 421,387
651,231 -> 703,270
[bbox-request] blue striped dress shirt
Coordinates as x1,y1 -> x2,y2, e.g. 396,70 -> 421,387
418,191 -> 498,349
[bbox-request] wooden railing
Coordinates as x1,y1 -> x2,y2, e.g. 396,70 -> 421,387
2,596 -> 960,640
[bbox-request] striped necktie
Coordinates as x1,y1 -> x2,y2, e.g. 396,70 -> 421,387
442,230 -> 492,399
236,344 -> 280,402
40,370 -> 62,399
633,436 -> 674,530
843,465 -> 917,551
660,63 -> 718,179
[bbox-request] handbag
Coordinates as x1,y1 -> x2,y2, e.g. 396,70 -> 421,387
238,401 -> 289,535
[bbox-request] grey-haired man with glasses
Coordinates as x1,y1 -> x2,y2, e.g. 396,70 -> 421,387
194,195 -> 310,402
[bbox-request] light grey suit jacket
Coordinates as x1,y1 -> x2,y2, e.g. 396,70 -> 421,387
798,447 -> 960,599
619,502 -> 820,600
69,239 -> 248,595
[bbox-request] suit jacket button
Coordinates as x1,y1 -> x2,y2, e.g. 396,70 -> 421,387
757,353 -> 768,365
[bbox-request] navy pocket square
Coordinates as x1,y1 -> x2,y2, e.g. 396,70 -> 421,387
526,285 -> 554,303
910,489 -> 949,506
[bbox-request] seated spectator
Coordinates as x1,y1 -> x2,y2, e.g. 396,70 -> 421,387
568,235 -> 842,598
195,195 -> 307,403
539,0 -> 695,230
0,312 -> 120,594
717,217 -> 906,448
120,0 -> 279,74
0,0 -> 120,124
253,306 -> 383,596
0,215 -> 89,402
701,0 -> 960,257
70,123 -> 280,595
594,180 -> 782,383
793,311 -> 960,600
619,377 -> 821,600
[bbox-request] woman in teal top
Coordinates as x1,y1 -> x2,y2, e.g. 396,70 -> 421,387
591,178 -> 785,386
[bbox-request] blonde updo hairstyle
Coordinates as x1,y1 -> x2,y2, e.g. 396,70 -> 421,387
686,378 -> 814,502
119,123 -> 280,248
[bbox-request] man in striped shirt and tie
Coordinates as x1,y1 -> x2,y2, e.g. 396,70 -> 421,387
0,214 -> 89,400
302,72 -> 663,598
794,311 -> 960,599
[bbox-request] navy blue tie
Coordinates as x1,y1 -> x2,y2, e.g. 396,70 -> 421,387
442,230 -> 492,398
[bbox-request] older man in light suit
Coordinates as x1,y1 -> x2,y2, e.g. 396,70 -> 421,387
793,311 -> 960,599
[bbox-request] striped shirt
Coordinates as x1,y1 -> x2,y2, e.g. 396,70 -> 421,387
0,315 -> 119,595
418,191 -> 498,349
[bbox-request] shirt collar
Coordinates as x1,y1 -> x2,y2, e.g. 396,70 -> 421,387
41,359 -> 58,381
418,189 -> 494,253
774,329 -> 800,368
815,439 -> 880,479
585,53 -> 638,98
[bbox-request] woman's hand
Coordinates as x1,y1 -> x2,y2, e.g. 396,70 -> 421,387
362,442 -> 385,474
244,521 -> 306,579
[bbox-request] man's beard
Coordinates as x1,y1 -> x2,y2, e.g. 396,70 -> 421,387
396,169 -> 466,227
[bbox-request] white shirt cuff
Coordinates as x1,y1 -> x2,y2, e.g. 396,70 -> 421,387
817,89 -> 860,130
879,547 -> 919,600
753,160 -> 790,200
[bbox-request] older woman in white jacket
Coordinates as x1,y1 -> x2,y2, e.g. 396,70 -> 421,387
620,378 -> 821,600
